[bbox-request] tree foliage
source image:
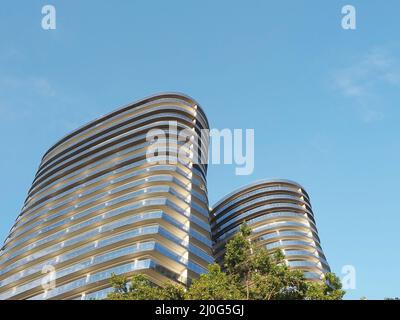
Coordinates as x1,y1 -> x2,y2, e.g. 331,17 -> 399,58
107,224 -> 345,300
107,274 -> 185,300
186,264 -> 243,300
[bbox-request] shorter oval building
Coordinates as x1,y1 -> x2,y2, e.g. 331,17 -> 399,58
211,179 -> 330,280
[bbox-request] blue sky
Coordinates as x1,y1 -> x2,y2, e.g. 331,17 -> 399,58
1,0 -> 400,299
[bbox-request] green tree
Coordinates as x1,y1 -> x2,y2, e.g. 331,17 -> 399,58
109,273 -> 128,294
305,272 -> 345,300
186,264 -> 243,300
224,224 -> 252,280
107,223 -> 345,300
224,224 -> 308,299
108,274 -> 162,300
159,281 -> 186,300
223,223 -> 344,300
107,273 -> 186,300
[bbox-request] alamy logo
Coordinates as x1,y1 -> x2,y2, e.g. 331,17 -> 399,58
341,5 -> 356,30
145,121 -> 255,176
341,265 -> 356,290
41,5 -> 56,30
41,265 -> 56,293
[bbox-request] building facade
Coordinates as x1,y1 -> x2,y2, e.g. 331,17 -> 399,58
0,93 -> 212,300
211,179 -> 330,280
0,93 -> 333,300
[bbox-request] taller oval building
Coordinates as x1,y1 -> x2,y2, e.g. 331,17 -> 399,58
0,93 -> 212,300
211,179 -> 330,280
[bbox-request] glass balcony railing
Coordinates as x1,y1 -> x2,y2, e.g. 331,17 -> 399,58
214,203 -> 314,234
0,220 -> 188,278
212,186 -> 308,216
28,260 -> 152,300
13,164 -> 204,236
213,195 -> 312,226
5,183 -> 205,255
0,221 -> 197,291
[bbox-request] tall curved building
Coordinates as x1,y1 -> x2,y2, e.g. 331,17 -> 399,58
211,179 -> 330,280
0,93 -> 212,300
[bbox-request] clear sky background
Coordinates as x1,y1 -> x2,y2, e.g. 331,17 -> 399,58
1,0 -> 399,299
